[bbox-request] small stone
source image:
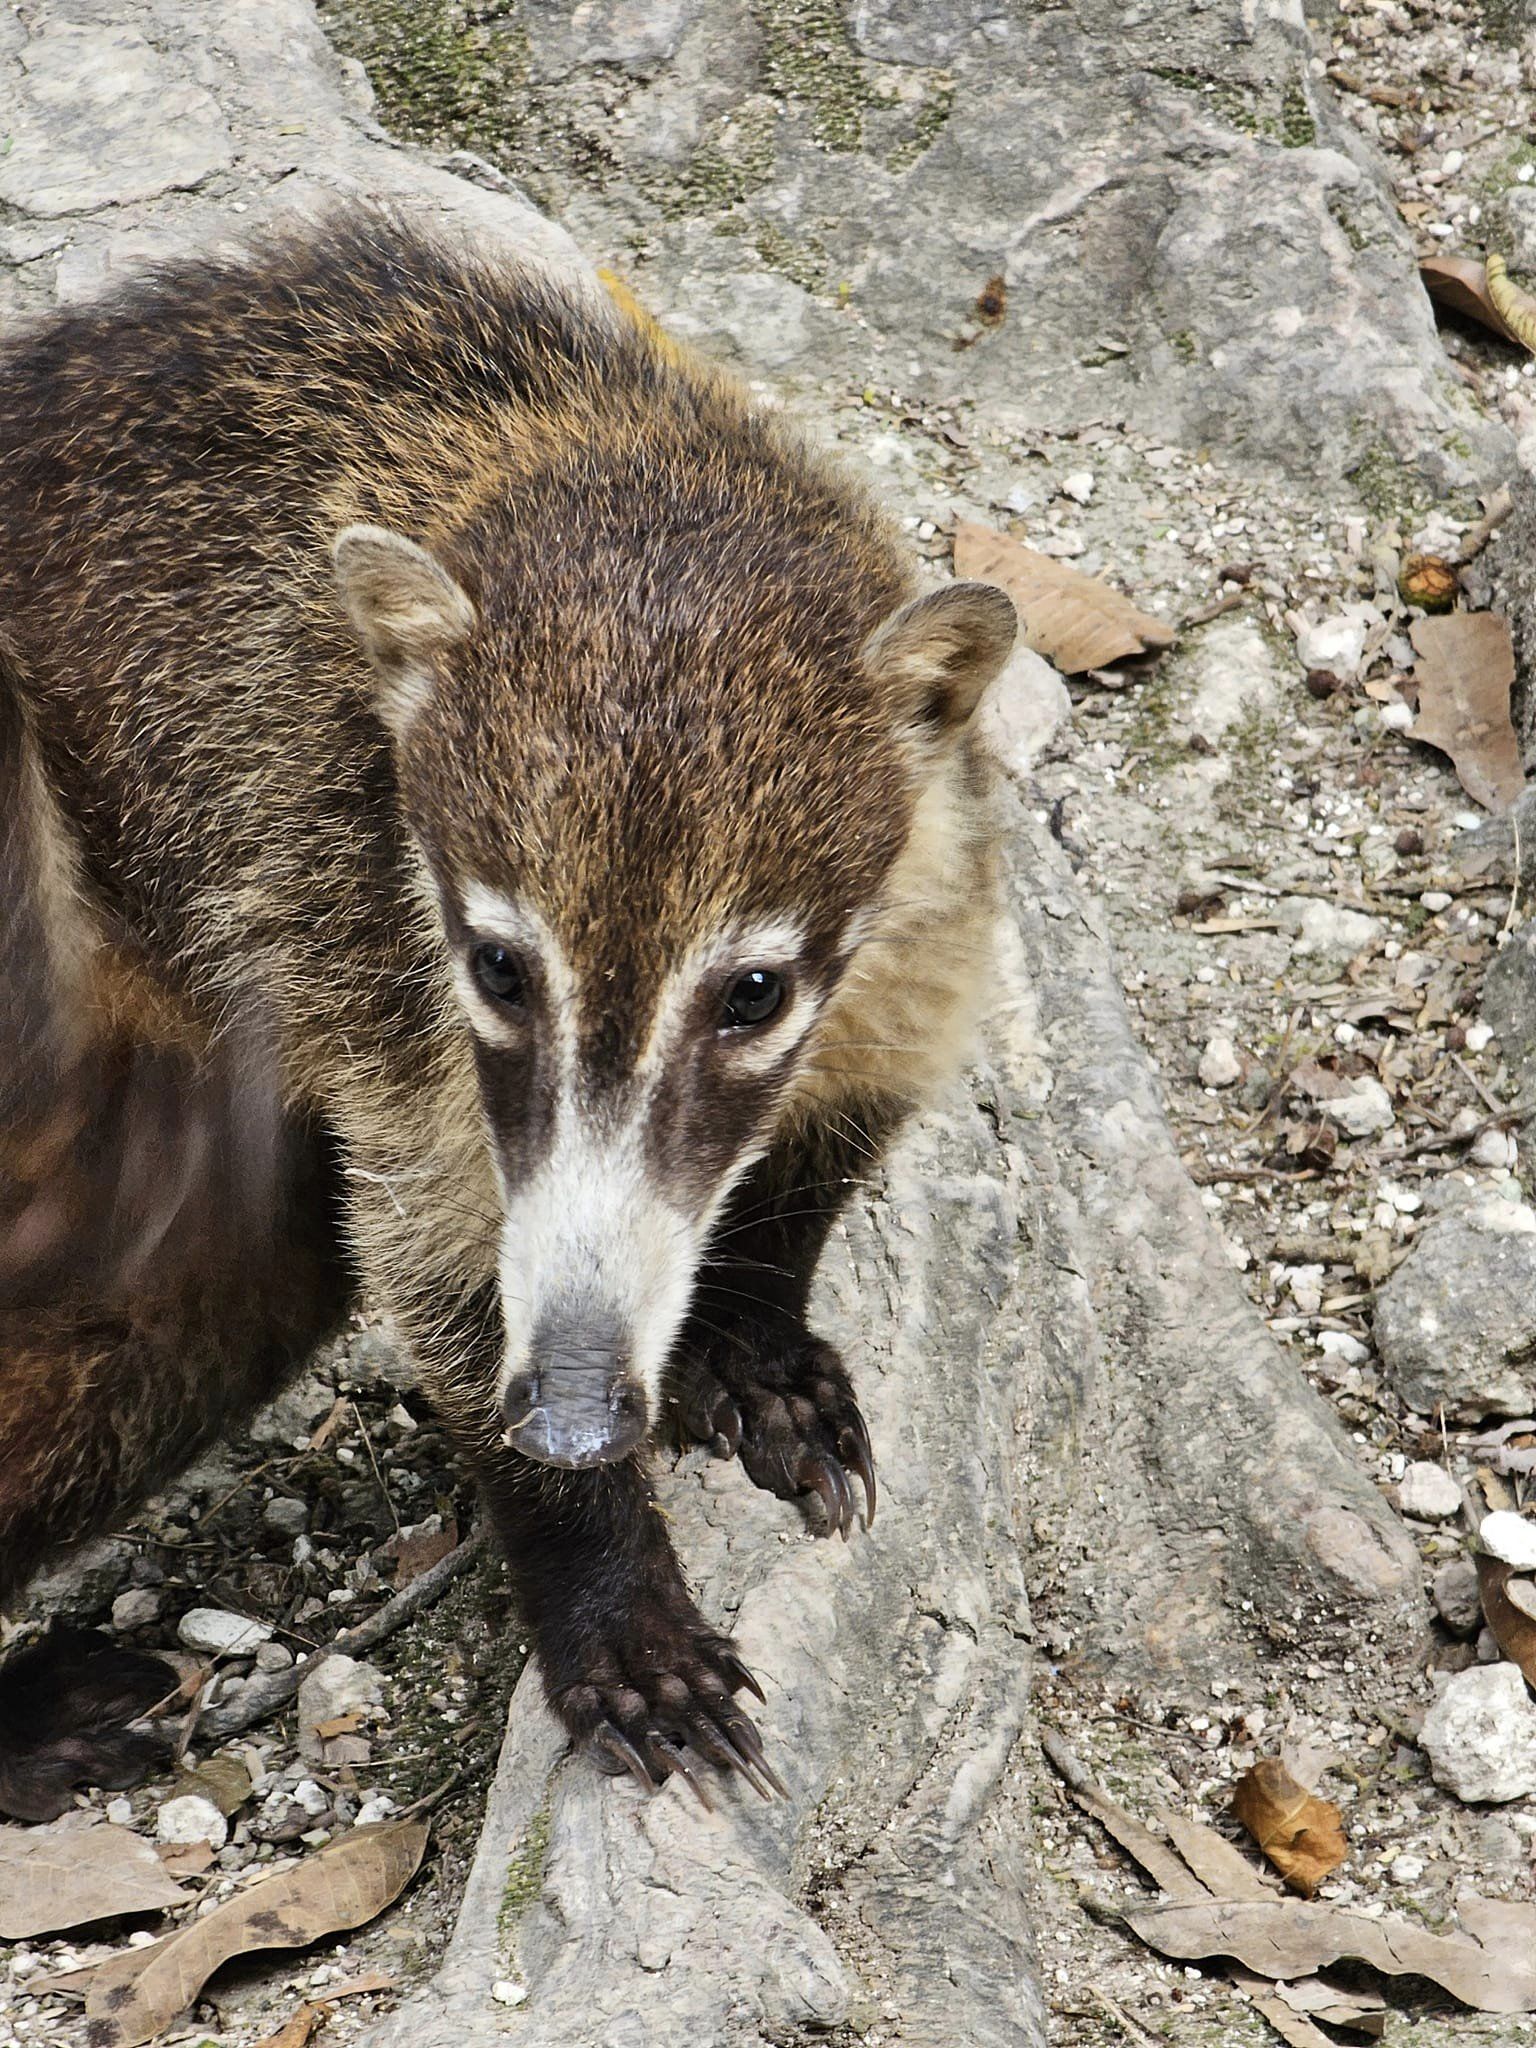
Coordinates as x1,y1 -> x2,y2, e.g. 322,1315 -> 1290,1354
1293,611 -> 1371,677
1433,1557 -> 1484,1637
291,1777 -> 331,1817
1471,1127 -> 1517,1170
1421,890 -> 1453,913
491,1980 -> 528,2008
1375,1199 -> 1536,1419
105,1797 -> 134,1826
1390,1853 -> 1425,1884
1317,1330 -> 1369,1366
1395,827 -> 1424,856
1321,1078 -> 1396,1138
1480,1511 -> 1536,1570
156,1794 -> 229,1848
1465,1022 -> 1495,1053
111,1588 -> 162,1632
386,1403 -> 418,1433
297,1654 -> 385,1759
1398,1461 -> 1462,1521
1419,1662 -> 1536,1803
263,1497 -> 309,1537
354,1795 -> 398,1827
1198,1034 -> 1242,1088
1060,468 -> 1094,504
177,1608 -> 272,1656
255,1641 -> 295,1674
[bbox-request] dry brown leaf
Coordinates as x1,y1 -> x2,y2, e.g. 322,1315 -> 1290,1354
1121,1895 -> 1536,2012
173,1752 -> 252,1817
1231,1758 -> 1346,1896
1475,1554 -> 1536,1684
253,2006 -> 327,2048
1420,254 -> 1523,345
953,520 -> 1175,674
382,1519 -> 458,1587
1409,612 -> 1523,813
1487,255 -> 1536,353
0,1822 -> 187,1939
43,1820 -> 426,2048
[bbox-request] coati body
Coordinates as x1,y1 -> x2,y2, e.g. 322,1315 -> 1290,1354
0,212 -> 1013,1804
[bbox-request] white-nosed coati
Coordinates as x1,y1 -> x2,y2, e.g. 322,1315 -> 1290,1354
0,211 -> 1014,1810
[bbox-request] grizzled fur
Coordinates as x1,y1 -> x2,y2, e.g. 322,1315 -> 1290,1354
0,212 -> 1008,1807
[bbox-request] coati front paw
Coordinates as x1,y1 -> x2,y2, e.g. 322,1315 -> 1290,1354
542,1593 -> 785,1808
671,1330 -> 876,1539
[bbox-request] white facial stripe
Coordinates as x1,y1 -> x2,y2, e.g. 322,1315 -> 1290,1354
456,881 -> 579,1077
636,915 -> 811,1081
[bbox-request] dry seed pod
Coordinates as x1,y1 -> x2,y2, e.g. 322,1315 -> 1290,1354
1398,553 -> 1459,613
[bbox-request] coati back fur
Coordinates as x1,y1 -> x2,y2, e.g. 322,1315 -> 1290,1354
0,210 -> 1014,1803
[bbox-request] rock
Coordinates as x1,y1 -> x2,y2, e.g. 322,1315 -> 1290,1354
1397,1462 -> 1462,1522
110,1587 -> 162,1631
1471,1127 -> 1517,1171
1480,1511 -> 1536,1571
354,1794 -> 398,1827
1418,1662 -> 1536,1804
1197,1035 -> 1241,1089
1187,616 -> 1283,740
156,1794 -> 229,1848
1288,899 -> 1383,966
255,1641 -> 295,1675
291,1777 -> 331,1817
20,1537 -> 132,1620
976,643 -> 1071,779
1433,1558 -> 1484,1638
297,1654 -> 385,1758
249,1371 -> 338,1448
263,1496 -> 310,1537
1374,1199 -> 1536,1419
1319,1077 -> 1395,1138
1291,608 -> 1374,679
177,1608 -> 272,1656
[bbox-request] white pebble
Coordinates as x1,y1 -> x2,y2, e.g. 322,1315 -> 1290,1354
1318,1330 -> 1369,1365
105,1798 -> 133,1826
1465,1022 -> 1494,1053
177,1608 -> 272,1656
1381,701 -> 1414,732
1420,890 -> 1453,913
1397,1461 -> 1462,1521
1061,469 -> 1094,504
1481,1511 -> 1536,1570
156,1795 -> 228,1848
353,1795 -> 398,1828
491,1980 -> 528,2008
1471,1128 -> 1517,1171
292,1778 -> 331,1817
1198,1034 -> 1242,1088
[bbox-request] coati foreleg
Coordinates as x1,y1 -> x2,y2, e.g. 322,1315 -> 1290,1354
356,1219 -> 779,1799
670,1096 -> 900,1538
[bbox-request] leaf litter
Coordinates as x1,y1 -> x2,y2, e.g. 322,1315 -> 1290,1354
952,519 -> 1176,673
1044,1730 -> 1536,2024
1229,1757 -> 1346,1896
39,1820 -> 427,2048
0,1821 -> 188,1940
1408,611 -> 1523,813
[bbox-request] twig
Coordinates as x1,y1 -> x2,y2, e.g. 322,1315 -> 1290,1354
397,1762 -> 467,1820
353,1399 -> 401,1537
1181,590 -> 1245,629
1090,1709 -> 1214,1750
1091,1988 -> 1158,2046
197,1527 -> 490,1742
1450,1050 -> 1506,1119
1456,484 -> 1514,565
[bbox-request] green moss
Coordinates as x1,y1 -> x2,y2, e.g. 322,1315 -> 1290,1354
885,77 -> 955,172
750,219 -> 829,293
316,0 -> 531,165
662,96 -> 778,217
1148,65 -> 1257,133
498,1801 -> 552,1941
1280,81 -> 1317,148
755,0 -> 877,152
1170,329 -> 1197,364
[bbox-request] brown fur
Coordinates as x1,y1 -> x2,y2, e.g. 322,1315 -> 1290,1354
0,209 -> 1007,1798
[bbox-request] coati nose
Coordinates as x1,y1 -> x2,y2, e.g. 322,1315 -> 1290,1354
501,1319 -> 647,1468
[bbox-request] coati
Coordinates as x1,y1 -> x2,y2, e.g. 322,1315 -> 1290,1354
0,210 -> 1015,1806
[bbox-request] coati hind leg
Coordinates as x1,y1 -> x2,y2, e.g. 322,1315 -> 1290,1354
670,1102 -> 893,1538
0,1111 -> 354,1821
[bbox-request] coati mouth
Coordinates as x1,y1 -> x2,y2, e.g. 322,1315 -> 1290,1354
500,1326 -> 648,1467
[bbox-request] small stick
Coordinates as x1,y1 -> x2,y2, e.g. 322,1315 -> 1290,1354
196,1527 -> 490,1743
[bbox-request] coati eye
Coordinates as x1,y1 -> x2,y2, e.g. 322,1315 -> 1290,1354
721,969 -> 785,1029
471,944 -> 526,1006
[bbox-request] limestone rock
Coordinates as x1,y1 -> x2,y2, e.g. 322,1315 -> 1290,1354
177,1608 -> 272,1656
1198,1036 -> 1241,1090
298,1654 -> 385,1759
1397,1462 -> 1462,1523
1432,1557 -> 1483,1638
1419,1663 -> 1536,1804
1374,1199 -> 1536,1419
156,1793 -> 229,1848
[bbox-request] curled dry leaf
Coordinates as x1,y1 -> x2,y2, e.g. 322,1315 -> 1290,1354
1420,254 -> 1523,346
1231,1758 -> 1346,1896
1409,612 -> 1523,813
953,519 -> 1175,674
1486,255 -> 1536,354
0,1821 -> 187,1940
41,1820 -> 426,2048
1475,1553 -> 1536,1686
1121,1894 -> 1536,2013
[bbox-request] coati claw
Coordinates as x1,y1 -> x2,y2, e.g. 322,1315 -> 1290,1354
718,1648 -> 766,1704
671,1332 -> 877,1541
593,1723 -> 660,1795
648,1735 -> 714,1812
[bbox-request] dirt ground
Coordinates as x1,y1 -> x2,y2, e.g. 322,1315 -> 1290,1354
8,2 -> 1536,2045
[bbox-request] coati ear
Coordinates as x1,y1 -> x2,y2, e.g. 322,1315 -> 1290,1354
864,581 -> 1018,738
331,524 -> 476,735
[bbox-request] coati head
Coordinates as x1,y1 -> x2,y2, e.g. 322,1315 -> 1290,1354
331,448 -> 1015,1470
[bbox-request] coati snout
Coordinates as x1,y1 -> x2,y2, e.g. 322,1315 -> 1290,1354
0,212 -> 1016,1805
